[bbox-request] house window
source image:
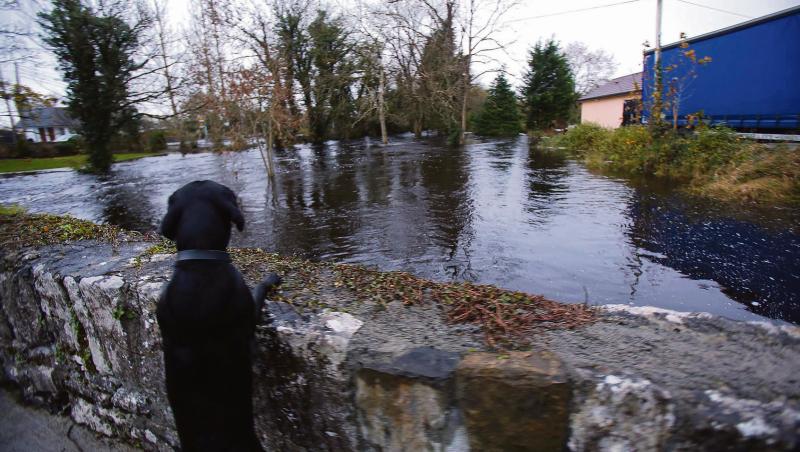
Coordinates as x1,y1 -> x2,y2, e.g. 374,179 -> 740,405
39,128 -> 46,142
48,128 -> 55,142
59,128 -> 66,135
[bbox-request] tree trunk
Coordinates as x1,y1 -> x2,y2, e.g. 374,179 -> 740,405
266,117 -> 275,177
460,93 -> 468,144
378,63 -> 388,145
87,138 -> 112,173
460,58 -> 469,145
256,118 -> 274,178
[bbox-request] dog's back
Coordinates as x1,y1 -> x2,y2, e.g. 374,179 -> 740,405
159,261 -> 260,451
160,262 -> 254,343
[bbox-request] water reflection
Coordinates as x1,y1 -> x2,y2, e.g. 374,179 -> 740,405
525,148 -> 569,225
0,135 -> 797,324
420,144 -> 475,279
95,174 -> 157,231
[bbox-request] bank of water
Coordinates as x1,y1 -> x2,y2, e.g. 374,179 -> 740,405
0,135 -> 797,323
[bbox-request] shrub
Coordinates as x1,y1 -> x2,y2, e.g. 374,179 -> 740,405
447,127 -> 462,147
551,123 -> 609,154
67,135 -> 85,152
54,140 -> 79,156
13,139 -> 32,158
592,125 -> 653,172
681,126 -> 742,175
147,130 -> 167,152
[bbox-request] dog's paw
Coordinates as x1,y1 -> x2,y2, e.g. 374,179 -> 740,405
253,272 -> 283,304
261,272 -> 282,289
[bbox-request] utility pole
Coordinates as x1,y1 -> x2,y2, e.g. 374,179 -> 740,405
654,0 -> 663,72
0,66 -> 18,144
651,0 -> 664,127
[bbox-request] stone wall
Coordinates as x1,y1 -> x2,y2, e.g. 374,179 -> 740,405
1,240 -> 799,451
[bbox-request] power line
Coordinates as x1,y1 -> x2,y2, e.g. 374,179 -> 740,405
674,0 -> 752,19
507,0 -> 642,23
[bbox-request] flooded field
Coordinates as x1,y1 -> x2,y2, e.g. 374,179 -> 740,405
1,135 -> 798,323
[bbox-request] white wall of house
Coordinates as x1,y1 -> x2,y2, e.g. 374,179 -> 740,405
23,126 -> 77,143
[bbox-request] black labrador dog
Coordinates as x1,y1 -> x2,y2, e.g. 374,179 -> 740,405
157,180 -> 280,451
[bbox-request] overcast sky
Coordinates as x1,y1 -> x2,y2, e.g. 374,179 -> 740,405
493,0 -> 800,86
2,0 -> 799,121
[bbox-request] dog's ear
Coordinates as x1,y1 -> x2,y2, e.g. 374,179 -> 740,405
160,193 -> 181,240
215,187 -> 245,232
227,201 -> 245,232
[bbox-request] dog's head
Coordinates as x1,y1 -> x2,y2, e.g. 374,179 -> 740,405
160,180 -> 244,250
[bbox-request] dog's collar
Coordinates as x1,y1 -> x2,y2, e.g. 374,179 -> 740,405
176,249 -> 231,262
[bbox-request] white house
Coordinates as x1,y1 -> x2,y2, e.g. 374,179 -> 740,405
16,107 -> 80,143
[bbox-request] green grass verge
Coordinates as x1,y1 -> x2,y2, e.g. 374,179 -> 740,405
0,152 -> 164,174
548,124 -> 800,204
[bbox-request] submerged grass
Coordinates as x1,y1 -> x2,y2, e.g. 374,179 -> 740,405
0,152 -> 164,174
0,210 -> 596,348
550,124 -> 800,204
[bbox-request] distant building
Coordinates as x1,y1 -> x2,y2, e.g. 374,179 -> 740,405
16,107 -> 80,143
578,73 -> 642,129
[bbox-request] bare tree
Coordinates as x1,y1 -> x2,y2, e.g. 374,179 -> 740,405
0,0 -> 40,64
456,0 -> 519,145
151,0 -> 180,116
565,41 -> 618,96
351,0 -> 391,144
383,0 -> 516,143
378,0 -> 438,137
185,0 -> 235,148
226,0 -> 299,169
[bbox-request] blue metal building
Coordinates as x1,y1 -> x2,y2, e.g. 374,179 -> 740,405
642,5 -> 800,130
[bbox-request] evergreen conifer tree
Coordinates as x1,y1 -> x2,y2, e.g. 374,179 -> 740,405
520,39 -> 577,132
474,73 -> 521,136
39,0 -> 149,173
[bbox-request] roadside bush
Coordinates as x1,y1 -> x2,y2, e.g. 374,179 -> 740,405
13,139 -> 32,158
681,126 -> 742,175
592,125 -> 653,172
54,141 -> 78,156
447,127 -> 462,147
551,122 -> 796,204
550,123 -> 608,154
146,130 -> 167,152
67,135 -> 85,153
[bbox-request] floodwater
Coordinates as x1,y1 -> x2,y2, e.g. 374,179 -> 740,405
1,135 -> 798,324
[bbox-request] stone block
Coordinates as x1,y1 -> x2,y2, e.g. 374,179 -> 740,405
456,350 -> 571,452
